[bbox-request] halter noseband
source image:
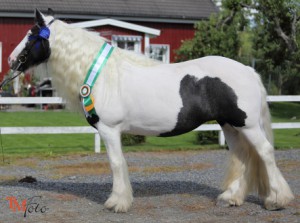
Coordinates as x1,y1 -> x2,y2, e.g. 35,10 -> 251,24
0,19 -> 55,89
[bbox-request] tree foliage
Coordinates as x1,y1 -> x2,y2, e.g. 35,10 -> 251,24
251,0 -> 300,94
176,0 -> 300,94
176,0 -> 250,62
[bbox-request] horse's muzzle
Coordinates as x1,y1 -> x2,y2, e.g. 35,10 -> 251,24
10,59 -> 25,72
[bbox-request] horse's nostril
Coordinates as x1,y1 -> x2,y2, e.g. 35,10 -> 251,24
8,56 -> 12,65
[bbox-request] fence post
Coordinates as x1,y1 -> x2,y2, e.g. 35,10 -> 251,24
218,130 -> 225,146
94,133 -> 101,153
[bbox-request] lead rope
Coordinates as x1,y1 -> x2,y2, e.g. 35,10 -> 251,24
0,128 -> 5,164
0,62 -> 23,90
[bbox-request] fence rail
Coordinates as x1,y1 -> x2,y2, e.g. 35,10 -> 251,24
0,95 -> 300,104
0,96 -> 299,152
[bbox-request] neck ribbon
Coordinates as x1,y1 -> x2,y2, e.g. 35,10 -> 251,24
80,42 -> 114,125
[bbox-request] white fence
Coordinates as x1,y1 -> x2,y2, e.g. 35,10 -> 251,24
0,96 -> 300,152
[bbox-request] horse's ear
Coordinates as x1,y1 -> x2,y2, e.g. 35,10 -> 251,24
34,8 -> 45,26
47,8 -> 55,16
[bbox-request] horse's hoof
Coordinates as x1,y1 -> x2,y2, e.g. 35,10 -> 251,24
216,198 -> 231,207
104,193 -> 133,213
217,192 -> 244,207
264,202 -> 283,211
264,188 -> 294,211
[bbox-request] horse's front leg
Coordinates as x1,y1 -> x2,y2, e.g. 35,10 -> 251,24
97,123 -> 133,212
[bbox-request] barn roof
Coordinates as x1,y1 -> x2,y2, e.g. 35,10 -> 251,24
0,0 -> 218,23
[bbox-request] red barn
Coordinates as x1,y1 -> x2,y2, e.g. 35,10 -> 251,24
0,0 -> 218,81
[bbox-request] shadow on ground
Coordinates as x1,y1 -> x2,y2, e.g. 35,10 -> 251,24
0,180 -> 262,207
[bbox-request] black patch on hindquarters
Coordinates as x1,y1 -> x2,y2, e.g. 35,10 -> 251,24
160,75 -> 247,137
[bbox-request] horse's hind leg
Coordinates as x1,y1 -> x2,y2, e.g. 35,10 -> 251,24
217,124 -> 251,206
97,123 -> 133,212
241,125 -> 294,210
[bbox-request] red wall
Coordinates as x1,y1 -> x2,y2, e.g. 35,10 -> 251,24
94,25 -> 144,39
0,18 -> 32,80
94,22 -> 195,63
138,22 -> 195,62
0,18 -> 195,81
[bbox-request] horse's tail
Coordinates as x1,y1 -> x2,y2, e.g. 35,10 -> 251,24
249,67 -> 273,145
246,67 -> 273,197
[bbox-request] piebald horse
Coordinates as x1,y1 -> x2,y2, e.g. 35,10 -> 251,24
7,9 -> 293,212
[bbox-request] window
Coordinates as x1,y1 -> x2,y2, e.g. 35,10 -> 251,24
0,42 -> 2,73
117,41 -> 135,51
112,35 -> 142,53
149,44 -> 170,63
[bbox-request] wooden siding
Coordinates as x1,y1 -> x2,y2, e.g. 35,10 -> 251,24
0,18 -> 32,80
0,18 -> 195,80
138,22 -> 195,63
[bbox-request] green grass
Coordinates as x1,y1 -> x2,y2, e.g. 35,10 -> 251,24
270,102 -> 300,122
124,132 -> 219,152
0,110 -> 88,127
0,110 -> 94,158
0,102 -> 299,158
269,102 -> 300,149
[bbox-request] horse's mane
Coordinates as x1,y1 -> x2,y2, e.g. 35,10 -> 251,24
45,19 -> 160,111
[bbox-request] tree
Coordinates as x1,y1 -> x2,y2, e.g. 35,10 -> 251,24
176,0 -> 300,94
251,0 -> 300,94
176,0 -> 250,62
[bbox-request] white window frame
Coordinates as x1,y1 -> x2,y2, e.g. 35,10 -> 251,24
0,42 -> 2,73
111,35 -> 142,53
149,44 -> 170,63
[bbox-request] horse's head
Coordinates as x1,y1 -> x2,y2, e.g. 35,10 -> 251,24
8,9 -> 55,73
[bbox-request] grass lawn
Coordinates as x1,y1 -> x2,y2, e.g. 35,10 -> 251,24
269,102 -> 300,149
0,102 -> 299,158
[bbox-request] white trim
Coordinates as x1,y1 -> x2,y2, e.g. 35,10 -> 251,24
144,34 -> 150,57
71,18 -> 160,36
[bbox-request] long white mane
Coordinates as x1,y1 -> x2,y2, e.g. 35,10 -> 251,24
43,19 -> 160,111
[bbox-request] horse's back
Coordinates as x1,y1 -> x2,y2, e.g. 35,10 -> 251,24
120,56 -> 262,136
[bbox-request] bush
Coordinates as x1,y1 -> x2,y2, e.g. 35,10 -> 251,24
121,134 -> 145,146
196,131 -> 219,144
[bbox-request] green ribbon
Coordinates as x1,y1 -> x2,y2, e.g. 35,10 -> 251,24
80,43 -> 114,117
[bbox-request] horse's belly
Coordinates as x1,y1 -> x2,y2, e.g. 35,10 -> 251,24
121,72 -> 184,136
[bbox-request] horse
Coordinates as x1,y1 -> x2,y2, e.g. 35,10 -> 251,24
7,9 -> 294,212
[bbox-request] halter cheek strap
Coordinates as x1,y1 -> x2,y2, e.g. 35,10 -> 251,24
80,42 -> 114,127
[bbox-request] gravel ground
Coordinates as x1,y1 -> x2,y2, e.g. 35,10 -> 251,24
0,149 -> 299,223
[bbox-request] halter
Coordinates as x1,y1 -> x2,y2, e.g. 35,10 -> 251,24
0,19 -> 55,90
80,42 -> 114,127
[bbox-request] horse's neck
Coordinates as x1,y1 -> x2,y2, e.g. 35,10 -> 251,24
46,20 -> 160,110
47,21 -> 108,110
